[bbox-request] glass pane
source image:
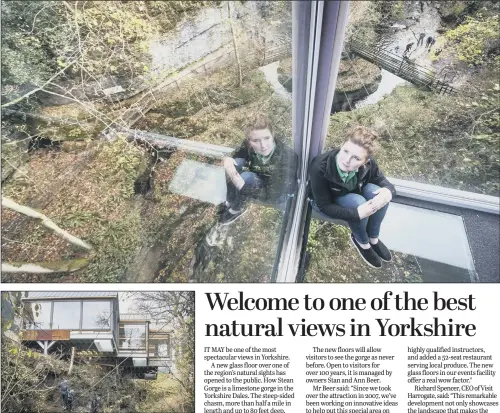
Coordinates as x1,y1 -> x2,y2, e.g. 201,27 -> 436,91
52,302 -> 81,330
305,0 -> 492,282
1,1 -> 295,284
149,331 -> 170,357
329,1 -> 499,196
306,205 -> 476,283
119,324 -> 146,350
82,301 -> 111,329
24,301 -> 51,330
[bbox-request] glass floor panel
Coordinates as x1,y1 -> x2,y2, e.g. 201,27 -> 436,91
306,203 -> 476,283
380,203 -> 476,282
133,153 -> 286,283
169,159 -> 227,205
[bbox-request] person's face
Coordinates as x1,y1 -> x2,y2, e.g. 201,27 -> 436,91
337,140 -> 368,172
248,128 -> 274,156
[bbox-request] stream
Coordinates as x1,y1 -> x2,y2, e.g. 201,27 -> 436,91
259,61 -> 292,101
355,69 -> 407,108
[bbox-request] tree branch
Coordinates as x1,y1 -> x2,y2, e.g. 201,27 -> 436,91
2,197 -> 93,250
1,259 -> 89,273
1,59 -> 78,109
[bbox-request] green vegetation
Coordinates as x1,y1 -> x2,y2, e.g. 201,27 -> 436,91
325,83 -> 499,195
136,68 -> 292,148
1,1 -> 217,103
136,375 -> 190,413
336,59 -> 381,93
443,13 -> 499,65
306,220 -> 423,283
2,0 -> 497,283
345,1 -> 408,45
1,138 -> 146,283
1,0 -> 293,282
327,1 -> 500,195
134,291 -> 195,412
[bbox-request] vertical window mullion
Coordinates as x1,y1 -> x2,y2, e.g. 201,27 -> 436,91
277,1 -> 350,282
79,301 -> 83,330
50,301 -> 54,330
276,1 -> 325,282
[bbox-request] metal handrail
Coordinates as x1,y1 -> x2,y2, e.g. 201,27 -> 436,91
349,38 -> 458,95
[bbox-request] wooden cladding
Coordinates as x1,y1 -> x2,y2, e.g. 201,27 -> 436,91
52,330 -> 71,340
22,330 -> 70,341
21,330 -> 37,341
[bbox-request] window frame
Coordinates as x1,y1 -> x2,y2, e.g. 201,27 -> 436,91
23,299 -> 114,331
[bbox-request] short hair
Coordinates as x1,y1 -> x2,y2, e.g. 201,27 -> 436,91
344,126 -> 379,157
244,113 -> 273,138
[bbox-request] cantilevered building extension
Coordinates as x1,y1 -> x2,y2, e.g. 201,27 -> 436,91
20,292 -> 173,380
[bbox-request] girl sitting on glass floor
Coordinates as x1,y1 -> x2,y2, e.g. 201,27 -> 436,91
219,114 -> 298,225
309,126 -> 396,269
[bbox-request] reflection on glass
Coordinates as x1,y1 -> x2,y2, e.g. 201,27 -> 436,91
219,113 -> 298,225
1,1 -> 293,284
25,301 -> 52,330
119,324 -> 146,350
82,301 -> 111,330
52,302 -> 81,330
329,1 -> 498,195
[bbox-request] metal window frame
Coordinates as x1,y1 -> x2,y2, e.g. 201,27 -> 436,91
276,0 -> 350,282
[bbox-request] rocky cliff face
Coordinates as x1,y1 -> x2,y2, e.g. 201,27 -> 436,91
39,2 -> 291,107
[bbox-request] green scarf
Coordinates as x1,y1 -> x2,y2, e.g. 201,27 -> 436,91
255,143 -> 276,165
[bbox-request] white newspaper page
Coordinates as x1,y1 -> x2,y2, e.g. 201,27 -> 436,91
197,284 -> 499,413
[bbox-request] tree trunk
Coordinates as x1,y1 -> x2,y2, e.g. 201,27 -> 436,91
68,347 -> 76,375
227,2 -> 243,87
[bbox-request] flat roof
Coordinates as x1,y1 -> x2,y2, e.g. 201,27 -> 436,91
23,292 -> 118,300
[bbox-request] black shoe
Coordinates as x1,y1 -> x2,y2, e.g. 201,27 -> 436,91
370,239 -> 392,262
219,208 -> 247,225
350,234 -> 382,269
216,202 -> 229,215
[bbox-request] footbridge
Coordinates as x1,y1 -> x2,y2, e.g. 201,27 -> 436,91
349,38 -> 458,95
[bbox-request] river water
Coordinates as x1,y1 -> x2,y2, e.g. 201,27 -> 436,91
356,69 -> 407,108
259,61 -> 292,101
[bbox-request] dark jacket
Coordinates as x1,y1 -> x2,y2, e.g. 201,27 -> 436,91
309,148 -> 396,222
232,138 -> 298,201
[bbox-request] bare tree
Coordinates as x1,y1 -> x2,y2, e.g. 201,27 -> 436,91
134,292 -> 194,411
227,1 -> 243,87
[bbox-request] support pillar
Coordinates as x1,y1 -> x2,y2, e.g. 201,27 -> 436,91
35,340 -> 57,355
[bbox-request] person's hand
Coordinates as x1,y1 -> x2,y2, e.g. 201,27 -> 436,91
223,157 -> 245,190
357,200 -> 377,220
371,187 -> 392,210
